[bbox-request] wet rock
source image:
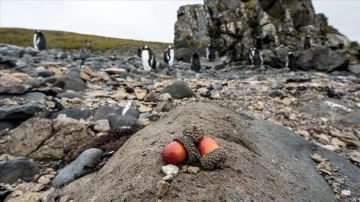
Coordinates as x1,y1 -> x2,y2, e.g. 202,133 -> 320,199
51,148 -> 104,186
0,157 -> 40,184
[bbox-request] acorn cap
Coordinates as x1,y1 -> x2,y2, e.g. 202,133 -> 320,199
183,125 -> 205,143
174,135 -> 201,164
200,147 -> 227,170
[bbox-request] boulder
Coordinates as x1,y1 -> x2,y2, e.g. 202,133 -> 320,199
52,76 -> 87,92
160,80 -> 195,99
0,116 -> 96,161
0,103 -> 46,121
54,102 -> 360,201
0,157 -> 40,184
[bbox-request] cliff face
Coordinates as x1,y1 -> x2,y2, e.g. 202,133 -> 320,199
174,0 -> 353,66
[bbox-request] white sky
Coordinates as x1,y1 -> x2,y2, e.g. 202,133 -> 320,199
0,0 -> 359,43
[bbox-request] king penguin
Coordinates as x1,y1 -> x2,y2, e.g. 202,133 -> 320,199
33,30 -> 46,51
141,46 -> 156,71
285,52 -> 296,71
191,52 -> 201,73
253,49 -> 263,68
163,45 -> 175,66
304,34 -> 311,50
206,44 -> 215,62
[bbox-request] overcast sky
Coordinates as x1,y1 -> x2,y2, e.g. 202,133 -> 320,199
0,1 -> 359,43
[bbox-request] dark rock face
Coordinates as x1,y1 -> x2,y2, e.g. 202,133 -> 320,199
62,102 -> 352,201
0,157 -> 40,184
174,0 -> 353,70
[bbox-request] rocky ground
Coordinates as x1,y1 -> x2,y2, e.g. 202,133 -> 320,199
0,43 -> 359,201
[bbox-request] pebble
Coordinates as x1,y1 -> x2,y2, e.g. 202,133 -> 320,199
162,175 -> 173,182
187,166 -> 200,174
38,176 -> 51,185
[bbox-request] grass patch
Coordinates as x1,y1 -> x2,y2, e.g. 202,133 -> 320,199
0,28 -> 170,52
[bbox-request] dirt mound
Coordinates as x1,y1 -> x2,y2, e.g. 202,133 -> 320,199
58,102 -> 336,201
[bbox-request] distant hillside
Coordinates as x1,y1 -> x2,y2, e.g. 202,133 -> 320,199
0,28 -> 170,54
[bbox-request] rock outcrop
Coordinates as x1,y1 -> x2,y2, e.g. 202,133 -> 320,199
174,0 -> 357,71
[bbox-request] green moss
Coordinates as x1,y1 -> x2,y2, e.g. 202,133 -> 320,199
0,28 -> 170,52
349,41 -> 359,49
246,0 -> 256,10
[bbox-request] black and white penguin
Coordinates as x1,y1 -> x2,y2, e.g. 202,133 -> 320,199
304,34 -> 311,50
253,49 -> 263,68
163,45 -> 175,66
285,52 -> 296,71
191,52 -> 201,72
248,47 -> 256,65
33,30 -> 46,50
206,44 -> 216,62
255,36 -> 263,50
141,46 -> 156,71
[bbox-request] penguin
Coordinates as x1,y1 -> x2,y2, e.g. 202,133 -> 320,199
163,45 -> 175,66
255,36 -> 263,50
191,52 -> 201,73
141,46 -> 156,71
285,52 -> 296,71
304,34 -> 311,50
137,47 -> 143,58
248,47 -> 256,65
33,30 -> 46,50
253,49 -> 263,68
206,44 -> 216,62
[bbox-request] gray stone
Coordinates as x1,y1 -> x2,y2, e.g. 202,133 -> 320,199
348,64 -> 360,75
0,103 -> 46,120
105,114 -> 139,129
160,80 -> 195,99
0,157 -> 40,184
57,91 -> 84,99
53,77 -> 87,92
51,148 -> 104,186
93,106 -> 140,121
50,107 -> 92,120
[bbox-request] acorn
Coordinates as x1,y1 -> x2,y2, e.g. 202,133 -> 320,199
197,137 -> 227,170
